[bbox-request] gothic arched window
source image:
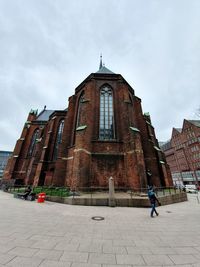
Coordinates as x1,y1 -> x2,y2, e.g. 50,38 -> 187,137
76,92 -> 85,127
53,119 -> 65,161
99,85 -> 115,140
28,129 -> 39,157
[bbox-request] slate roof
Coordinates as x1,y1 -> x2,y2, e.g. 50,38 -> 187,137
36,110 -> 55,121
96,66 -> 115,74
174,128 -> 182,133
160,140 -> 171,151
188,120 -> 200,128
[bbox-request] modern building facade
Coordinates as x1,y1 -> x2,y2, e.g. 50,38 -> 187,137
0,151 -> 12,178
161,120 -> 200,186
3,61 -> 172,189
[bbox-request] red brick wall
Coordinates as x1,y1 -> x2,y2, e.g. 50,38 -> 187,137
3,73 -> 172,189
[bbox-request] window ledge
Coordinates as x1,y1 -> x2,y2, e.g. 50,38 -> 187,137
159,160 -> 165,164
129,126 -> 140,132
76,125 -> 87,131
154,146 -> 161,151
146,121 -> 151,125
124,100 -> 132,104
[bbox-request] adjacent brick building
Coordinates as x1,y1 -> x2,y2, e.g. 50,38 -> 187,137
161,120 -> 200,186
0,151 -> 12,178
3,62 -> 172,189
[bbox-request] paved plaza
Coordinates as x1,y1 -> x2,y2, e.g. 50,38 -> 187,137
0,191 -> 200,267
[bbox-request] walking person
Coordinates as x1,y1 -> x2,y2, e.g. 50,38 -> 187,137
148,186 -> 161,217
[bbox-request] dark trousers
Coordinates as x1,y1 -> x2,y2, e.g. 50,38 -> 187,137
151,203 -> 158,217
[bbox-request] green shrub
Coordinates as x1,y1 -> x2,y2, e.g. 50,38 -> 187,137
32,187 -> 69,197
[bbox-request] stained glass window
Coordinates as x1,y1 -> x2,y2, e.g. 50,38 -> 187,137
76,92 -> 85,127
53,120 -> 64,161
27,129 -> 39,157
99,86 -> 115,140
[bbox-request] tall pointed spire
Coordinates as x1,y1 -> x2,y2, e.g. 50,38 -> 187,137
99,53 -> 103,70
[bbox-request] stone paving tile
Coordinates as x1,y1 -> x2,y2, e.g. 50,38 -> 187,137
169,240 -> 199,247
169,254 -> 199,265
116,254 -> 145,265
132,266 -> 163,267
150,247 -> 176,255
79,243 -> 102,253
92,239 -> 113,246
0,253 -> 16,265
7,239 -> 37,248
103,245 -> 127,254
88,253 -> 116,264
0,244 -> 16,254
135,240 -> 169,248
33,249 -> 64,260
2,192 -> 200,267
39,259 -> 71,267
6,256 -> 43,267
165,265 -> 194,267
126,247 -> 152,255
113,239 -> 135,247
7,247 -> 39,258
173,247 -> 200,254
143,254 -> 175,265
45,230 -> 67,237
64,233 -> 82,239
30,234 -> 69,242
9,232 -> 33,240
102,234 -> 122,240
71,263 -> 101,267
82,233 -> 103,239
0,237 -> 14,245
193,246 -> 200,252
60,251 -> 88,263
70,237 -> 92,245
55,242 -> 79,251
0,232 -> 11,238
194,254 -> 200,260
31,239 -> 58,249
102,265 -> 132,267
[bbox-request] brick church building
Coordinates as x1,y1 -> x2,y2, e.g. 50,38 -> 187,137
3,59 -> 172,190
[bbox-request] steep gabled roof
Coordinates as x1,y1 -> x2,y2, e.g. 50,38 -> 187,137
174,128 -> 182,133
182,119 -> 200,130
160,140 -> 172,151
96,55 -> 115,74
188,120 -> 200,128
171,127 -> 182,138
95,65 -> 115,74
36,110 -> 55,121
74,58 -> 135,95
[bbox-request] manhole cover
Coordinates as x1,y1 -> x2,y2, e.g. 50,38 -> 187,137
166,211 -> 172,213
91,216 -> 105,221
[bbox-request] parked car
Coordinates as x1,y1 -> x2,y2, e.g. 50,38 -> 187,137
185,185 -> 197,193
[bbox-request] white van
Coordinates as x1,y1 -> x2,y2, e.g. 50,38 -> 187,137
185,184 -> 197,193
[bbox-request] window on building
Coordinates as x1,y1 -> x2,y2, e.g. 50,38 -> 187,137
129,94 -> 133,104
27,129 -> 39,157
99,85 -> 115,140
76,92 -> 85,127
53,120 -> 65,161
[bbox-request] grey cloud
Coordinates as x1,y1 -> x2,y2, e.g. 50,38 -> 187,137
0,0 -> 200,150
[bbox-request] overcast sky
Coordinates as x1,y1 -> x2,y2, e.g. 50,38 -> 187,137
0,0 -> 200,151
